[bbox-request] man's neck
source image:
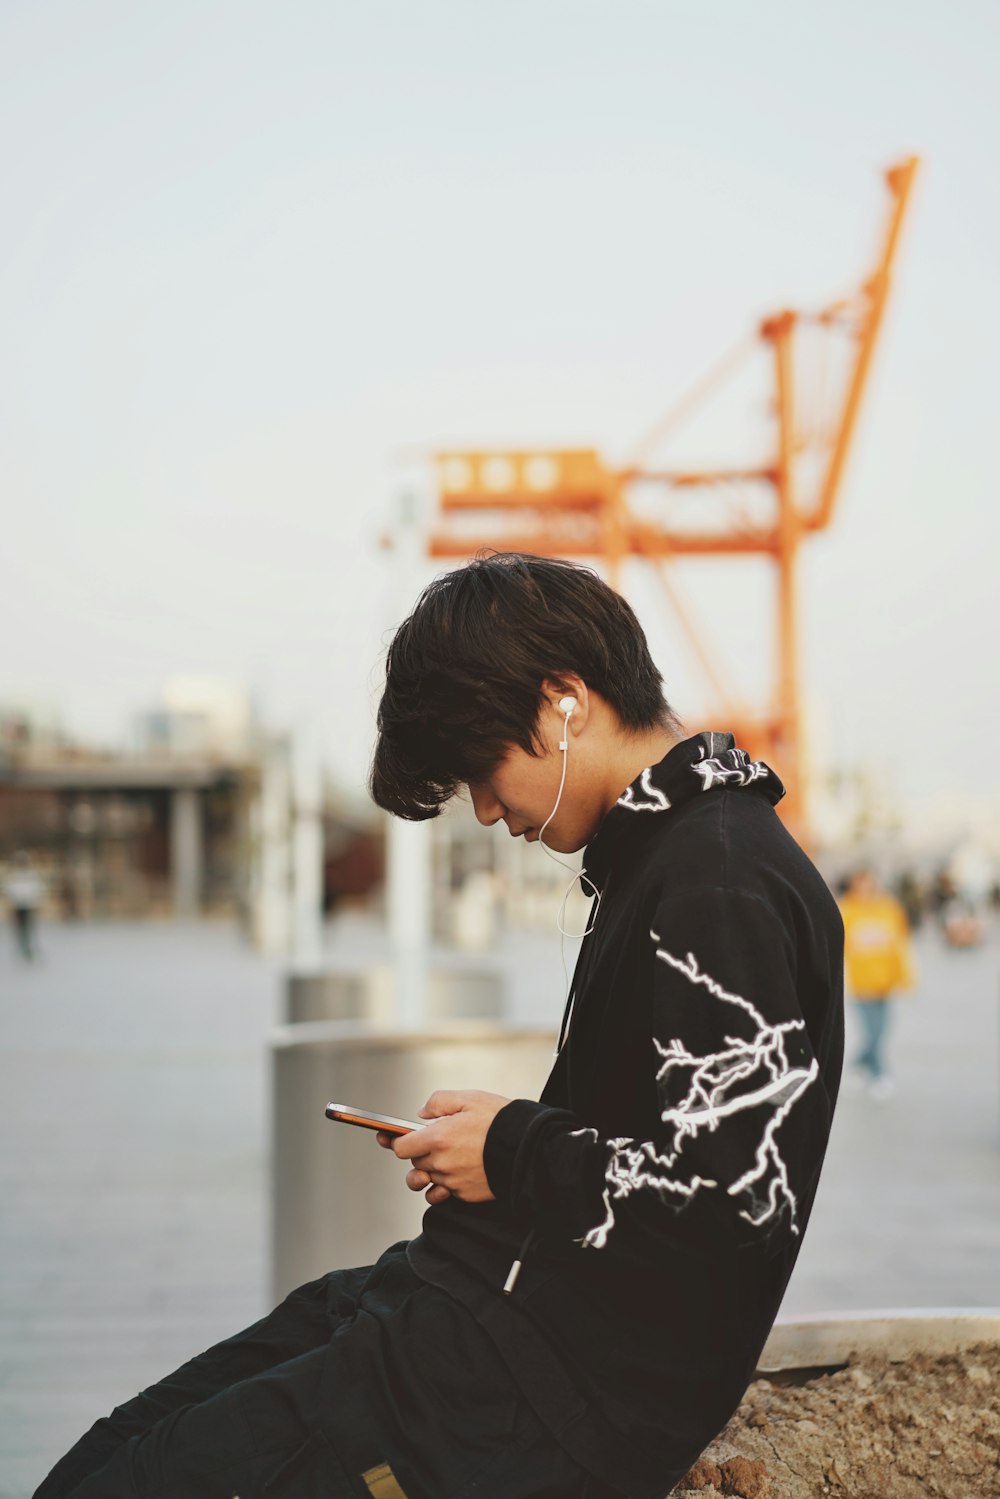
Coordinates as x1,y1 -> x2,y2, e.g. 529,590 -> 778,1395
601,725 -> 681,815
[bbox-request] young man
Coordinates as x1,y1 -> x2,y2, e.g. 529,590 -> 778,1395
36,553 -> 843,1499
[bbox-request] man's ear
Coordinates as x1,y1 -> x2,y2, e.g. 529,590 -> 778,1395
541,676 -> 589,735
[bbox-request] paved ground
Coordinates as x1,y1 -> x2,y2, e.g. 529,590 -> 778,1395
2,912 -> 998,1497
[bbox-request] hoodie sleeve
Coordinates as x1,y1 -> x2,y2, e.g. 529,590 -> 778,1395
483,886 -> 833,1262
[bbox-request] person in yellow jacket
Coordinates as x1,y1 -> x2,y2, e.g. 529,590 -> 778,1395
840,867 -> 916,1100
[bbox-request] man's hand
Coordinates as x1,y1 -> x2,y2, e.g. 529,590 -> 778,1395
376,1089 -> 510,1206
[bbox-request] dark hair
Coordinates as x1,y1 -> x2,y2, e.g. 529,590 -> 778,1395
370,552 -> 680,819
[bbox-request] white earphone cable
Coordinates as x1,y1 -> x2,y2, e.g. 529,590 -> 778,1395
536,702 -> 602,1048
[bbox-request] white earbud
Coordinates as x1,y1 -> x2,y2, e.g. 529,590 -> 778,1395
557,696 -> 576,751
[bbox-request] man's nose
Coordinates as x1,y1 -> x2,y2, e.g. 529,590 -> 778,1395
468,784 -> 504,827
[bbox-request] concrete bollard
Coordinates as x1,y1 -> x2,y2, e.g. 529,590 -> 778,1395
270,1021 -> 556,1301
283,965 -> 505,1027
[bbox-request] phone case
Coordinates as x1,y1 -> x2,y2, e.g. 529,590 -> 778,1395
325,1103 -> 420,1135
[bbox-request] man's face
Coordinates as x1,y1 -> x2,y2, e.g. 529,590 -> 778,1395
466,740 -> 599,855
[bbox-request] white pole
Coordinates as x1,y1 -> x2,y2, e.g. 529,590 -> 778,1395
170,785 -> 202,919
292,726 -> 325,964
255,734 -> 293,955
387,815 -> 432,1028
385,489 -> 432,1028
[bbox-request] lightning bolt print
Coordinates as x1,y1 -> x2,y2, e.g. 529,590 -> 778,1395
576,941 -> 818,1251
616,768 -> 672,813
690,746 -> 771,793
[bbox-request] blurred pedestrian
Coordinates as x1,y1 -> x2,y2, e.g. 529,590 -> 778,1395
4,850 -> 45,960
894,869 -> 924,930
840,866 -> 915,1099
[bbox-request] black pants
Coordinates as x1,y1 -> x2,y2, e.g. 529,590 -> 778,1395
33,1248 -> 624,1499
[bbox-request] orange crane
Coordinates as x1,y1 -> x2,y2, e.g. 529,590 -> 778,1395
425,158 -> 920,840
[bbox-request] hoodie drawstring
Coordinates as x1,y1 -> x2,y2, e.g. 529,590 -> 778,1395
503,1228 -> 537,1295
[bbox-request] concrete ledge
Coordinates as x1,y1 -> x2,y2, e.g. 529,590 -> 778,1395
759,1308 -> 1000,1371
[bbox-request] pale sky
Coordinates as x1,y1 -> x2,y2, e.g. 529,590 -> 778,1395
2,1 -> 998,824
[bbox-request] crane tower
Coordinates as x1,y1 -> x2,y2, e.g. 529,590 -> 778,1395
424,158 -> 920,842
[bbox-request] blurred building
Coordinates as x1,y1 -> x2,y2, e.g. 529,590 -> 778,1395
134,675 -> 256,761
0,690 -> 384,943
0,696 -> 257,922
0,679 -> 597,957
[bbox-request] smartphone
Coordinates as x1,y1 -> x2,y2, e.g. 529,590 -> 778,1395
325,1102 -> 421,1136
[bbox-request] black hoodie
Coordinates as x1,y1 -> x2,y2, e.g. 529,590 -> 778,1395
408,733 -> 844,1498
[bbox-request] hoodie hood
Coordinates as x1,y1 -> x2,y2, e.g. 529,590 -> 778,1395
584,731 -> 784,892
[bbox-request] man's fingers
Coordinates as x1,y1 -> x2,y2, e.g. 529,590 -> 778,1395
406,1168 -> 453,1205
392,1126 -> 439,1160
419,1089 -> 465,1120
